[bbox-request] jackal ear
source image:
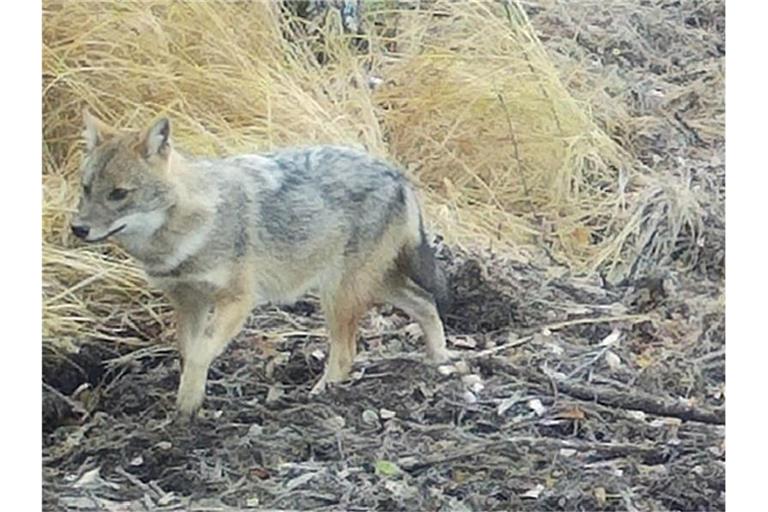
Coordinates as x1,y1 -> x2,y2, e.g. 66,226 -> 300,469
82,108 -> 114,152
141,117 -> 171,159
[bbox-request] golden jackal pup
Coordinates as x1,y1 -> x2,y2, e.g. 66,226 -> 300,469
71,111 -> 451,417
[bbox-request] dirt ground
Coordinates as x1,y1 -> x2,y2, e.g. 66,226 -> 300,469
42,1 -> 725,510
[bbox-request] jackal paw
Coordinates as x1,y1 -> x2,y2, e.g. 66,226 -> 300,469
427,348 -> 458,364
309,377 -> 328,395
175,389 -> 205,419
310,371 -> 347,395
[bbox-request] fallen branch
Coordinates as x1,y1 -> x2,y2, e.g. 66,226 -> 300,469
526,370 -> 725,425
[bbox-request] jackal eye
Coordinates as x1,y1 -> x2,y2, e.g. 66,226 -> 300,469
82,184 -> 91,197
108,188 -> 129,201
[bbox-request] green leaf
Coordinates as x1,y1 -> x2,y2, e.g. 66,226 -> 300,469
374,459 -> 401,477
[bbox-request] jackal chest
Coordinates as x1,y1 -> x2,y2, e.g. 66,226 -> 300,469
147,264 -> 235,297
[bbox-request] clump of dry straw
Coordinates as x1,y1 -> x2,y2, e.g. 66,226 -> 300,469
43,1 -> 675,350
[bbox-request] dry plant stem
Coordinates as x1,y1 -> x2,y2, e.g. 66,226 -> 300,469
42,381 -> 89,419
496,92 -> 533,208
502,1 -> 564,135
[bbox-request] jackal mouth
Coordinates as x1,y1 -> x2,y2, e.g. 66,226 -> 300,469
87,224 -> 126,243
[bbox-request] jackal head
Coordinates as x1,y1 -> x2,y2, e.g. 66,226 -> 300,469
71,110 -> 176,245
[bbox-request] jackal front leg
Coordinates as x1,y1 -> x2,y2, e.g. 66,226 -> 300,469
174,290 -> 253,418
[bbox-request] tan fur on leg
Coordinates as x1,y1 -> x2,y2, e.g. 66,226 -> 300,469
173,283 -> 253,417
311,285 -> 366,394
380,275 -> 452,363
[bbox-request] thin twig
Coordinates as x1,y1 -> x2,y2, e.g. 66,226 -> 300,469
470,335 -> 533,358
43,381 -> 90,419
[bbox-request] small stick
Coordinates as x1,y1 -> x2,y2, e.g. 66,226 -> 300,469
470,335 -> 533,358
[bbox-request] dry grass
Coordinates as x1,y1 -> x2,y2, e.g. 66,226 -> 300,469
42,0 -> 710,350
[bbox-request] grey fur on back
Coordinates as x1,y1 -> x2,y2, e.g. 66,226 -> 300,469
158,145 -> 448,310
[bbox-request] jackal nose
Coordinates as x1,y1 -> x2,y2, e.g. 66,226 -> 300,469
71,224 -> 90,239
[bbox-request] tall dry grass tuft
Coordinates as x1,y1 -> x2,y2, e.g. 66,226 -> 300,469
43,1 -> 690,351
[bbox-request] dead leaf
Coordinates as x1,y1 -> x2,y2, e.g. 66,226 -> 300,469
599,329 -> 621,347
437,365 -> 456,376
528,399 -> 546,416
322,415 -> 346,431
453,360 -> 470,374
633,348 -> 656,369
379,408 -> 396,420
571,226 -> 591,248
497,397 -> 517,416
250,467 -> 270,480
461,374 -> 483,394
451,336 -> 477,349
557,406 -> 586,421
521,483 -> 544,499
73,467 -> 101,488
594,486 -> 607,506
266,386 -> 284,403
362,409 -> 379,425
604,350 -> 622,370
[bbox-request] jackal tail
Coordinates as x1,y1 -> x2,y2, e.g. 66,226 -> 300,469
397,220 -> 452,321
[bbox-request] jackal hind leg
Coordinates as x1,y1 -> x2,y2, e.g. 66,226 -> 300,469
311,285 -> 366,394
380,273 -> 452,363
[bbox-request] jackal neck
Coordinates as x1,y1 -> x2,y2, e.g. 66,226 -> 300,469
118,153 -> 215,270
